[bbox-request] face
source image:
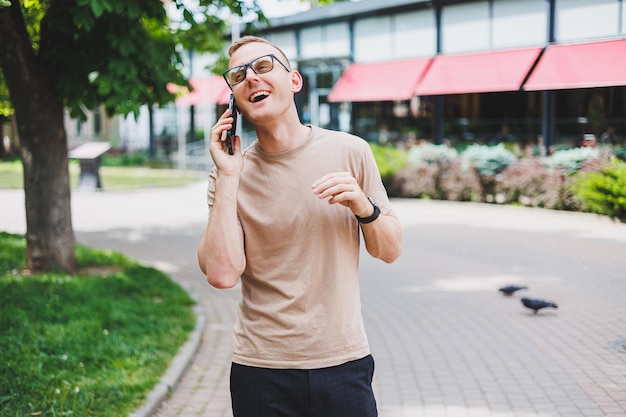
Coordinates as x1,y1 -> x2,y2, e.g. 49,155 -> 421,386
228,42 -> 302,123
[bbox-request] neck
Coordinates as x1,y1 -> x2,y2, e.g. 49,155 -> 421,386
256,118 -> 310,154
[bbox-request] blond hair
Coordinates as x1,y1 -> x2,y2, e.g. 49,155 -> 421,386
228,36 -> 292,69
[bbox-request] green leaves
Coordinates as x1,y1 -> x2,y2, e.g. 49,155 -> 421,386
5,0 -> 263,119
0,75 -> 11,117
573,162 -> 626,222
76,0 -> 113,19
35,0 -> 180,119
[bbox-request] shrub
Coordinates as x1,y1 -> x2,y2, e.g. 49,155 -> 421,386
385,142 -> 623,220
495,158 -> 550,205
611,146 -> 626,162
101,150 -> 148,167
394,143 -> 464,200
543,147 -> 600,175
494,157 -> 593,210
572,162 -> 626,222
369,143 -> 407,188
460,144 -> 516,201
439,159 -> 482,202
393,164 -> 439,199
407,143 -> 458,167
461,144 -> 517,176
393,157 -> 482,202
527,168 -> 583,211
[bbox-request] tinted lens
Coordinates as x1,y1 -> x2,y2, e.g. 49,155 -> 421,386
226,66 -> 246,86
251,55 -> 274,74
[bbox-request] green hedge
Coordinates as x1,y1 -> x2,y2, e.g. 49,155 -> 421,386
573,161 -> 626,222
369,143 -> 407,184
378,142 -> 625,222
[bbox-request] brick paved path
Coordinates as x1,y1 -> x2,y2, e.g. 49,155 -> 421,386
3,184 -> 625,417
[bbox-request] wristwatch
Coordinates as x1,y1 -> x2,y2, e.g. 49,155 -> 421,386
355,197 -> 381,224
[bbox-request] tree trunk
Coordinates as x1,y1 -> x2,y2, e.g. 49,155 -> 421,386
0,2 -> 77,273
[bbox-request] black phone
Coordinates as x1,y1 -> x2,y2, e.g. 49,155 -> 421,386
226,94 -> 237,155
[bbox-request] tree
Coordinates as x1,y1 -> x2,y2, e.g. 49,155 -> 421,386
0,0 -> 263,273
308,0 -> 349,6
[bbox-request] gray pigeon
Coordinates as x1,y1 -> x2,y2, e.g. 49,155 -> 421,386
499,285 -> 528,296
521,297 -> 558,314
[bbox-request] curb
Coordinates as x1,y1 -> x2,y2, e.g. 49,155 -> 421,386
129,302 -> 206,417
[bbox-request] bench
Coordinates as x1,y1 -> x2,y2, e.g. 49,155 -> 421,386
68,142 -> 111,191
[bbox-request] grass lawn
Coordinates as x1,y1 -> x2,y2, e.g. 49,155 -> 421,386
0,232 -> 197,417
0,159 -> 204,190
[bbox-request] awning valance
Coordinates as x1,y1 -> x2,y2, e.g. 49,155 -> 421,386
415,47 -> 542,95
327,58 -> 432,102
168,76 -> 230,105
524,38 -> 626,91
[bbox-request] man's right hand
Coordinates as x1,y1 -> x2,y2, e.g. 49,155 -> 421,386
209,108 -> 244,174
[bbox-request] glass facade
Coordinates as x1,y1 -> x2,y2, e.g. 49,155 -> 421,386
352,97 -> 433,144
440,92 -> 542,147
347,86 -> 626,149
554,87 -> 626,147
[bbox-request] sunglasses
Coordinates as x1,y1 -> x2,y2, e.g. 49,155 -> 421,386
223,54 -> 291,87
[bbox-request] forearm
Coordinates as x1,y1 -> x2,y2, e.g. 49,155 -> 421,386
310,171 -> 402,262
360,213 -> 403,263
197,174 -> 246,288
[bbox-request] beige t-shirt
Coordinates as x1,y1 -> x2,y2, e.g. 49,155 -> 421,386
207,126 -> 392,369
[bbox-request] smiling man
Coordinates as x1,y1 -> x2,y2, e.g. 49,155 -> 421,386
197,36 -> 402,417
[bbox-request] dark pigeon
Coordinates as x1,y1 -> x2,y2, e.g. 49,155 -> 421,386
521,297 -> 558,314
499,285 -> 528,296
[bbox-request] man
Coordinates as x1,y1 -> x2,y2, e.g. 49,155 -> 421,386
197,35 -> 402,417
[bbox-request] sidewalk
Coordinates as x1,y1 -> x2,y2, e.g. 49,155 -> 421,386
2,184 -> 626,417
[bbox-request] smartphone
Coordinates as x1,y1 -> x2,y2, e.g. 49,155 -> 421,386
226,94 -> 237,155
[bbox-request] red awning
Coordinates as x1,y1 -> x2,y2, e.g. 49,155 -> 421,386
524,38 -> 626,91
213,85 -> 231,106
168,76 -> 231,105
415,47 -> 542,95
327,58 -> 432,102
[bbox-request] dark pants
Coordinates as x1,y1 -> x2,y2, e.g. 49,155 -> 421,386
230,355 -> 378,417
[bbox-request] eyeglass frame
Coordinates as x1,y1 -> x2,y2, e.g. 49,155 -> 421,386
223,54 -> 291,88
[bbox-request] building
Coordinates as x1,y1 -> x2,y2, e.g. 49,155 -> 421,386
60,0 -> 626,162
250,0 -> 626,151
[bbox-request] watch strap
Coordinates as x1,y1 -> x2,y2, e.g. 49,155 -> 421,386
355,197 -> 381,224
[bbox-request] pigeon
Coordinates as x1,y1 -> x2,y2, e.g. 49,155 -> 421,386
521,297 -> 558,314
499,285 -> 528,296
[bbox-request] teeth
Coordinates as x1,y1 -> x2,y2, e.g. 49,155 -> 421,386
249,91 -> 269,102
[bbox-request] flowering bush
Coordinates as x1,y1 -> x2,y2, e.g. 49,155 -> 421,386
495,159 -> 584,210
543,147 -> 600,175
439,159 -> 482,202
495,158 -> 550,205
393,164 -> 439,199
385,142 -> 624,221
407,143 -> 458,167
461,144 -> 517,176
457,144 -> 516,201
392,157 -> 481,201
395,143 -> 459,199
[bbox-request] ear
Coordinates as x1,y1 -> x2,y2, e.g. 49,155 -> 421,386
290,70 -> 304,93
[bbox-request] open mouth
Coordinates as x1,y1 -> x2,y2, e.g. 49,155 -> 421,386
249,91 -> 270,103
